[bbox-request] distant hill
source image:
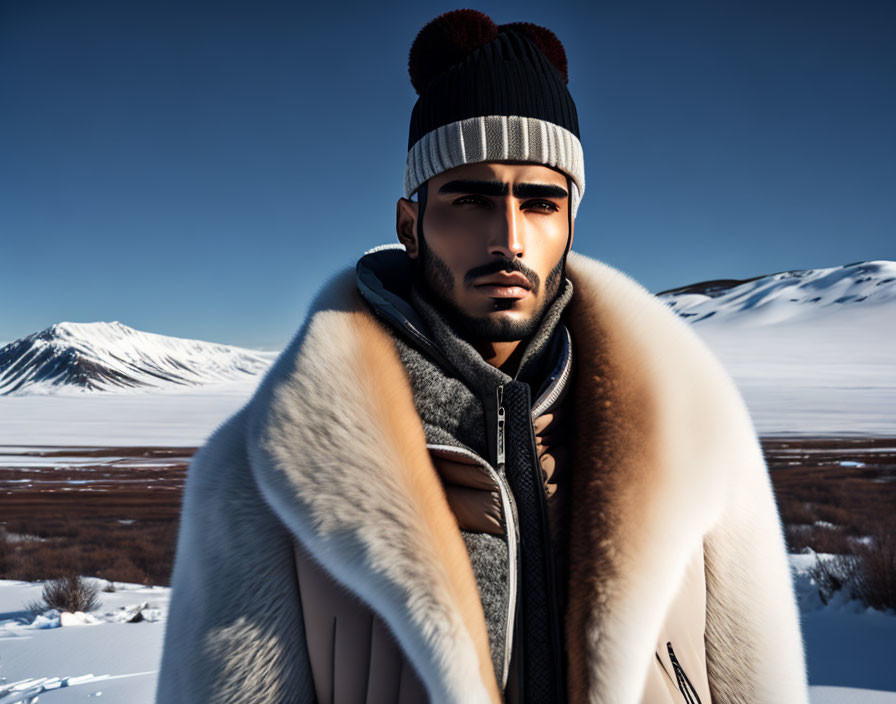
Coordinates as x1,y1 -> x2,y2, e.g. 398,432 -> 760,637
0,321 -> 274,396
657,260 -> 896,326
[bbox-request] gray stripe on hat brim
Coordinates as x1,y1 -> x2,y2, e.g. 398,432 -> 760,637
404,115 -> 585,218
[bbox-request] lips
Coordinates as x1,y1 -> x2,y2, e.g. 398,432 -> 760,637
473,272 -> 533,298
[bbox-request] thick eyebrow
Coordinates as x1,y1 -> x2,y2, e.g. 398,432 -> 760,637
437,179 -> 568,199
513,182 -> 568,199
438,179 -> 508,196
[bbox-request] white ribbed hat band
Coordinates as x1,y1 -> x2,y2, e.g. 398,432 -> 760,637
404,115 -> 585,218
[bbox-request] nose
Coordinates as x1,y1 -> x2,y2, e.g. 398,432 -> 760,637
488,197 -> 524,259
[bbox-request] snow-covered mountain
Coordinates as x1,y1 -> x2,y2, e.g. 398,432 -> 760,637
658,259 -> 896,326
0,321 -> 275,396
655,259 -> 896,436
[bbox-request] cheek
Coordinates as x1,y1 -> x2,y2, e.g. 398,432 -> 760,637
421,234 -> 470,291
434,250 -> 472,289
423,213 -> 480,277
543,213 -> 570,245
530,219 -> 569,274
425,210 -> 487,246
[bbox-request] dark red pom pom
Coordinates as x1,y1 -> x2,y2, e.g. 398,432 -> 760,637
498,22 -> 568,84
408,9 -> 498,94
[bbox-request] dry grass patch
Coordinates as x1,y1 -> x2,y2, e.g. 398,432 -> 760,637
1,446 -> 189,585
763,436 -> 896,612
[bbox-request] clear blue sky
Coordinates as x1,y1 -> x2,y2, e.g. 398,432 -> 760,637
2,0 -> 893,348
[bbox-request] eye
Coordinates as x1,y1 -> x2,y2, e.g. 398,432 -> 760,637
452,195 -> 493,208
523,199 -> 560,213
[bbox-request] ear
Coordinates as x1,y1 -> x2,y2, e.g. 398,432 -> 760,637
396,197 -> 420,258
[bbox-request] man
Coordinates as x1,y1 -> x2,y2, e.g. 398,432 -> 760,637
157,10 -> 809,704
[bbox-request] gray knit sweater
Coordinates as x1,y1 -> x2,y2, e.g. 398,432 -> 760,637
355,247 -> 573,682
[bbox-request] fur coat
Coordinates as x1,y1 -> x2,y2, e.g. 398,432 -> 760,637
155,250 -> 809,703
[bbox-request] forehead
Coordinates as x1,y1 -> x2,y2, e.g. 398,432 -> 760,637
428,161 -> 568,189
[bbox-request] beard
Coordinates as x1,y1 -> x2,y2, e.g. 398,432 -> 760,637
412,235 -> 566,343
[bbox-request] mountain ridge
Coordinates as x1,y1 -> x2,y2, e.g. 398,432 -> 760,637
657,259 -> 895,325
0,321 -> 274,396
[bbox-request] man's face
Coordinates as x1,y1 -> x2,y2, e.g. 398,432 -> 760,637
397,161 -> 573,343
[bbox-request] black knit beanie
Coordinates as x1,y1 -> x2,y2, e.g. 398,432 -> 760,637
405,10 -> 585,217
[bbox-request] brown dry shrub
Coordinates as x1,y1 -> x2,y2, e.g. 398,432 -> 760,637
1,518 -> 178,586
19,541 -> 84,579
851,528 -> 896,612
808,527 -> 896,612
0,527 -> 8,574
8,551 -> 42,583
99,557 -> 149,585
808,553 -> 857,605
27,574 -> 100,614
786,523 -> 854,555
777,497 -> 817,527
814,504 -> 861,534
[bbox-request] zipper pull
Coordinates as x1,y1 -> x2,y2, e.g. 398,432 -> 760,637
666,642 -> 701,704
496,384 -> 506,467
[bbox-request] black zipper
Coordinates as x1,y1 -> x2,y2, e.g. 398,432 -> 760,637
496,384 -> 506,467
666,642 -> 702,704
498,380 -> 566,703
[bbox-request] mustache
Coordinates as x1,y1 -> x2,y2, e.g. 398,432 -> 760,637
464,259 -> 540,292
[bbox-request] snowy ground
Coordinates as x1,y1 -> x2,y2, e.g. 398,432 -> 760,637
0,579 -> 169,703
0,380 -> 258,447
693,304 -> 896,437
790,553 -> 896,695
1,555 -> 894,703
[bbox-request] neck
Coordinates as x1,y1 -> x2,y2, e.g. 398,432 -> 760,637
472,339 -> 526,376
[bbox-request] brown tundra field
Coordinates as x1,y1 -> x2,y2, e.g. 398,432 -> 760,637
1,438 -> 895,591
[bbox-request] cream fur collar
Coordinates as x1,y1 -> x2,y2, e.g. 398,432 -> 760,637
244,250 -> 764,703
